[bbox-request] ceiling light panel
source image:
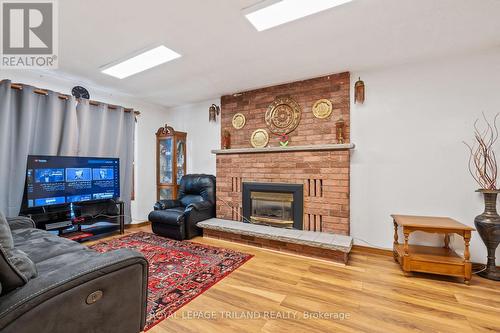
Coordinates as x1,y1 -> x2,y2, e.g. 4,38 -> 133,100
245,0 -> 353,32
102,45 -> 181,79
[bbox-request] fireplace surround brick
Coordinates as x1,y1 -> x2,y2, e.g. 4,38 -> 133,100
216,72 -> 351,235
221,72 -> 350,148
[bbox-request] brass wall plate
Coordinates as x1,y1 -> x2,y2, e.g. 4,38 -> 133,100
232,113 -> 246,129
265,97 -> 301,135
312,99 -> 333,119
250,129 -> 269,148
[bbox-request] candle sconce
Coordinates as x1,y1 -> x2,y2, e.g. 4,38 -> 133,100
336,116 -> 345,144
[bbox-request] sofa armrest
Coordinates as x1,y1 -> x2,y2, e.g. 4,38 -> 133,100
187,201 -> 213,211
0,249 -> 148,333
154,199 -> 182,211
7,216 -> 35,231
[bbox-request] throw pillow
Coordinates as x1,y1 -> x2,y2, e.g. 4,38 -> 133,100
0,212 -> 38,295
0,211 -> 14,249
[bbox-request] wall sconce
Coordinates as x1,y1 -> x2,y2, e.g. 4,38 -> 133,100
354,77 -> 365,104
209,104 -> 220,122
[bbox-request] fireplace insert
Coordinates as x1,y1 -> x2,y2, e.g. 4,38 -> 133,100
242,182 -> 303,229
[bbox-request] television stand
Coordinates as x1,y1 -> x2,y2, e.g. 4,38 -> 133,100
24,200 -> 125,242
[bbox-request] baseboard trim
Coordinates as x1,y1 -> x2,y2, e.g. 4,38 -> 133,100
125,221 -> 150,229
352,244 -> 393,256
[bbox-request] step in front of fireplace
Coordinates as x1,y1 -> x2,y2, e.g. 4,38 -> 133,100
197,218 -> 352,264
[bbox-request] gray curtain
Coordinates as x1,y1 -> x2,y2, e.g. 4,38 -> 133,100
76,100 -> 135,217
0,80 -> 135,218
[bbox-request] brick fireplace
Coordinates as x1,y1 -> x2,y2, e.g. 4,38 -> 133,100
214,72 -> 351,236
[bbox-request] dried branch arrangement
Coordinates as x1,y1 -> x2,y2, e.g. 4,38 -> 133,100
464,113 -> 499,190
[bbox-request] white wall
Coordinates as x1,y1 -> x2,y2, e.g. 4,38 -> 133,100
166,99 -> 221,176
350,48 -> 500,263
132,106 -> 171,223
1,70 -> 171,223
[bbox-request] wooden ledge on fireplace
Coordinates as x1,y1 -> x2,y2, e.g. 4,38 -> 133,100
211,143 -> 355,155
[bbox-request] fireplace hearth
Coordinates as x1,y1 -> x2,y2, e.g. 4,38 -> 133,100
242,182 -> 303,229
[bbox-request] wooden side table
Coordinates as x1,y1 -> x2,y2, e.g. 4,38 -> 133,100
391,215 -> 475,284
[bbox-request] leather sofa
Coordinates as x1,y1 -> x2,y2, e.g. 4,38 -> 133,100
0,216 -> 148,333
149,174 -> 216,240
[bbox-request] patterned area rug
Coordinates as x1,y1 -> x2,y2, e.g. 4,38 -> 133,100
89,231 -> 252,331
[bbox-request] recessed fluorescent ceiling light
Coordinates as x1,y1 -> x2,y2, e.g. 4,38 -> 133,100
102,45 -> 181,79
245,0 -> 353,31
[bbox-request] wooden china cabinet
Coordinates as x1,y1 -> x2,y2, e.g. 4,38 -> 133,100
155,124 -> 187,200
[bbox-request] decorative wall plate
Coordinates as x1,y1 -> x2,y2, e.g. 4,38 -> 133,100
312,99 -> 333,119
250,129 -> 269,148
265,97 -> 301,135
232,113 -> 246,129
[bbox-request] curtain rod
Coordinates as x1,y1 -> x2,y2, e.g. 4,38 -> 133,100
7,82 -> 141,116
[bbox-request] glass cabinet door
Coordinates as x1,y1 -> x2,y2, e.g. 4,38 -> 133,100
156,125 -> 186,201
159,138 -> 173,184
159,187 -> 173,200
176,138 -> 186,184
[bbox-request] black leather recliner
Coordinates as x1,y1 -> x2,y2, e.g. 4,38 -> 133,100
0,216 -> 148,333
148,174 -> 216,240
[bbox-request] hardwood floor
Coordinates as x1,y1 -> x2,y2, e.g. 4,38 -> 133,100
97,227 -> 500,333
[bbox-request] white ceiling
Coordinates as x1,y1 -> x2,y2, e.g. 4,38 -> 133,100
53,0 -> 500,107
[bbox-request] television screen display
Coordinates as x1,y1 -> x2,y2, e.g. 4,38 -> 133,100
25,155 -> 120,208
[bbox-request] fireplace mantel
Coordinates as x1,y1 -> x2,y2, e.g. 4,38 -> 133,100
212,143 -> 355,155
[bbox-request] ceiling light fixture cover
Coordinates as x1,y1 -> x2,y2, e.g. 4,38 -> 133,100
102,45 -> 181,79
245,0 -> 353,32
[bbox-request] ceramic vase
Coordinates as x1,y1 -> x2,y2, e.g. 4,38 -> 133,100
474,189 -> 500,281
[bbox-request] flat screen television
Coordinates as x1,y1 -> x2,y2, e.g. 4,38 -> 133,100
23,155 -> 120,209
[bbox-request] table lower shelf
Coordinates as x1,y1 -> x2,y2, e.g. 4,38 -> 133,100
394,244 -> 463,263
393,244 -> 471,282
53,222 -> 123,242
